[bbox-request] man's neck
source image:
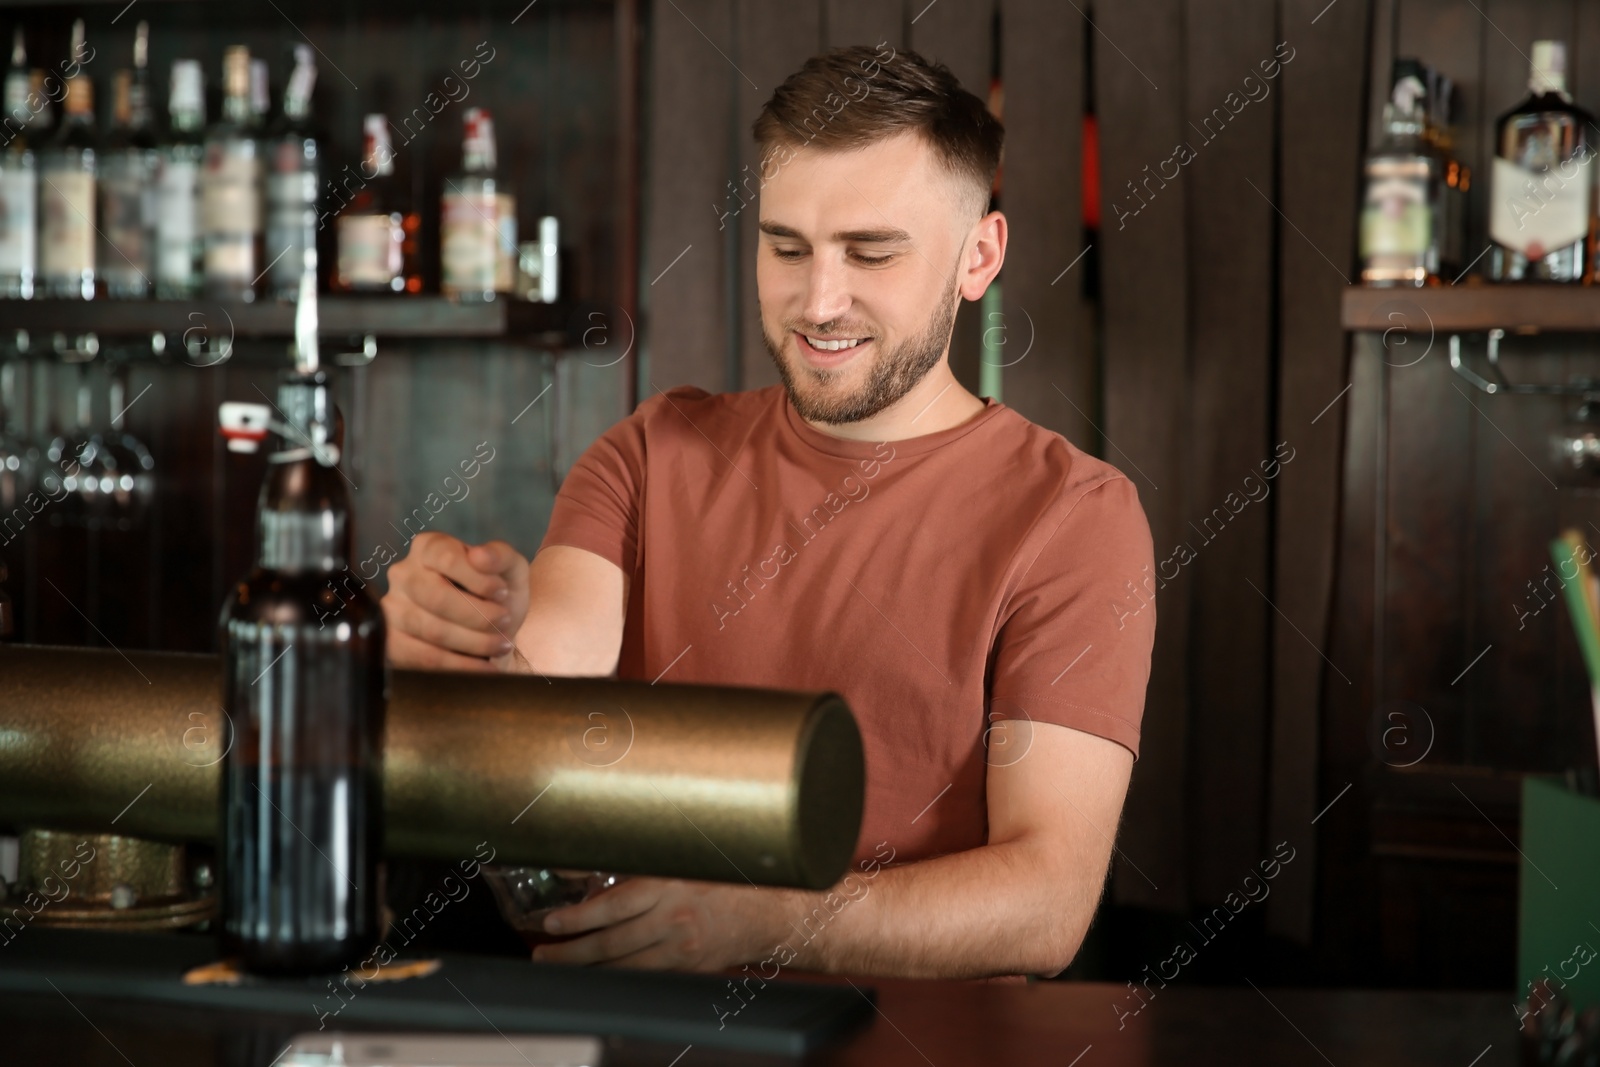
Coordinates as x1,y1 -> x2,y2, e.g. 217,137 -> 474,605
799,366 -> 988,442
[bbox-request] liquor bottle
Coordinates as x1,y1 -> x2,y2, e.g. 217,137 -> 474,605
27,68 -> 54,137
155,59 -> 205,299
335,114 -> 405,292
0,29 -> 37,299
441,107 -> 499,300
202,46 -> 263,301
265,45 -> 318,300
219,258 -> 387,975
38,20 -> 95,301
250,58 -> 271,127
495,189 -> 517,295
1359,61 -> 1442,286
1423,64 -> 1469,280
100,23 -> 158,299
1488,40 -> 1597,283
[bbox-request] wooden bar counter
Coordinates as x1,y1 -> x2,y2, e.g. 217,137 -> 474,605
0,928 -> 1518,1066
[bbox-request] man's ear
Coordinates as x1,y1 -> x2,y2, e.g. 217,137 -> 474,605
959,210 -> 1007,302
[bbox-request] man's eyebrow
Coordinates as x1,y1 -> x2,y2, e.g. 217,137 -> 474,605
759,221 -> 913,244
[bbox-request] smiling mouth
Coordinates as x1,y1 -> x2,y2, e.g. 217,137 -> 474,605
796,332 -> 873,359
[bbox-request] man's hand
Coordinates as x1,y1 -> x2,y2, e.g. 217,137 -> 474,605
530,877 -> 781,972
382,532 -> 530,671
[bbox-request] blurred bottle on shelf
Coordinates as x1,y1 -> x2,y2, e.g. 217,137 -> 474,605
27,68 -> 54,137
155,59 -> 205,299
1487,40 -> 1596,283
1421,64 -> 1468,281
265,45 -> 318,301
250,58 -> 271,126
100,22 -> 158,300
202,46 -> 263,302
335,114 -> 416,293
0,29 -> 38,299
441,107 -> 500,301
38,19 -> 96,300
515,216 -> 559,303
495,189 -> 516,295
1358,60 -> 1444,287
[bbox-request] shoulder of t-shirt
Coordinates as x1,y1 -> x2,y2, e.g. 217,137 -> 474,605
985,403 -> 1141,512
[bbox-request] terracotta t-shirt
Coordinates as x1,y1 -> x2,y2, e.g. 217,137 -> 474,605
538,384 -> 1156,873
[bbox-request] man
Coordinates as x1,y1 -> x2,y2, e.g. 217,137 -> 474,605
383,45 -> 1155,982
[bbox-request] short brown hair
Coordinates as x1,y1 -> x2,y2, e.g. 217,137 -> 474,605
752,44 -> 1003,218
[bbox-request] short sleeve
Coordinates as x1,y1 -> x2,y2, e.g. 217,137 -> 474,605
537,401 -> 650,575
988,475 -> 1157,759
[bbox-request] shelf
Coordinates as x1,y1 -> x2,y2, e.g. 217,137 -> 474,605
1342,283 -> 1600,333
0,296 -> 579,354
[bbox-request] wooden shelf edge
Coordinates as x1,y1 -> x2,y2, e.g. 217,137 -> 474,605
1342,283 -> 1600,333
0,296 -> 584,345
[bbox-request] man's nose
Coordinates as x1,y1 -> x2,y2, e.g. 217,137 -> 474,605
801,257 -> 852,327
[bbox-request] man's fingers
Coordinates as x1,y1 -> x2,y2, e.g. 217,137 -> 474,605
385,596 -> 514,659
545,879 -> 654,936
386,629 -> 499,673
466,540 -> 528,586
533,915 -> 664,967
415,534 -> 511,601
411,571 -> 513,634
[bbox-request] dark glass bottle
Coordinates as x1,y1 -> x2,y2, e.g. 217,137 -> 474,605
219,351 -> 386,975
1487,40 -> 1597,283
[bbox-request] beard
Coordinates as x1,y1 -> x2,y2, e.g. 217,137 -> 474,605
762,268 -> 960,425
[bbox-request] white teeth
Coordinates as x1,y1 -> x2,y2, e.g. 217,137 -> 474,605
805,336 -> 865,352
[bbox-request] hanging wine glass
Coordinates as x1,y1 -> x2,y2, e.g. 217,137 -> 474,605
88,352 -> 155,530
0,335 -> 36,514
43,345 -> 105,527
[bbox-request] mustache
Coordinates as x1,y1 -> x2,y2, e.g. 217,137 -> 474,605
787,320 -> 877,337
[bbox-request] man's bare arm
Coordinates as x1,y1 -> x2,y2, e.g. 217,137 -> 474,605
749,721 -> 1133,979
491,544 -> 628,677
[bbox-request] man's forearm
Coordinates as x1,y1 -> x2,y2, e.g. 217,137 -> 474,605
744,835 -> 1093,980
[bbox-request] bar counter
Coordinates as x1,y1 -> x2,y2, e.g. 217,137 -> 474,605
0,928 -> 1517,1066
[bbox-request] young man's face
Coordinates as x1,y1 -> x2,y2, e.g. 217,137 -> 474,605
757,131 -> 980,425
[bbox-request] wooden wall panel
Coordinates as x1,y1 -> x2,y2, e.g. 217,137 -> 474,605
1469,0 -> 1575,772
1181,0 -> 1276,907
910,0 -> 993,398
824,0 -> 905,51
733,0 -> 823,392
642,0 -> 738,394
1000,0 -> 1089,445
1093,0 -> 1189,913
1269,0 -> 1373,944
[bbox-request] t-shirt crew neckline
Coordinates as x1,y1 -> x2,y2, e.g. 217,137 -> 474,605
779,387 -> 1006,460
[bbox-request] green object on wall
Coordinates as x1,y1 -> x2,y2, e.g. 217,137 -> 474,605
1518,775 -> 1600,1016
979,279 -> 1003,402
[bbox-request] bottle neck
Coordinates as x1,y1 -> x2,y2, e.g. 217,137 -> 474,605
170,104 -> 204,133
223,91 -> 252,125
257,459 -> 351,572
258,374 -> 349,573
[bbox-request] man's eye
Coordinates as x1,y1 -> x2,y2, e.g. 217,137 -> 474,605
772,248 -> 807,261
851,252 -> 894,266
